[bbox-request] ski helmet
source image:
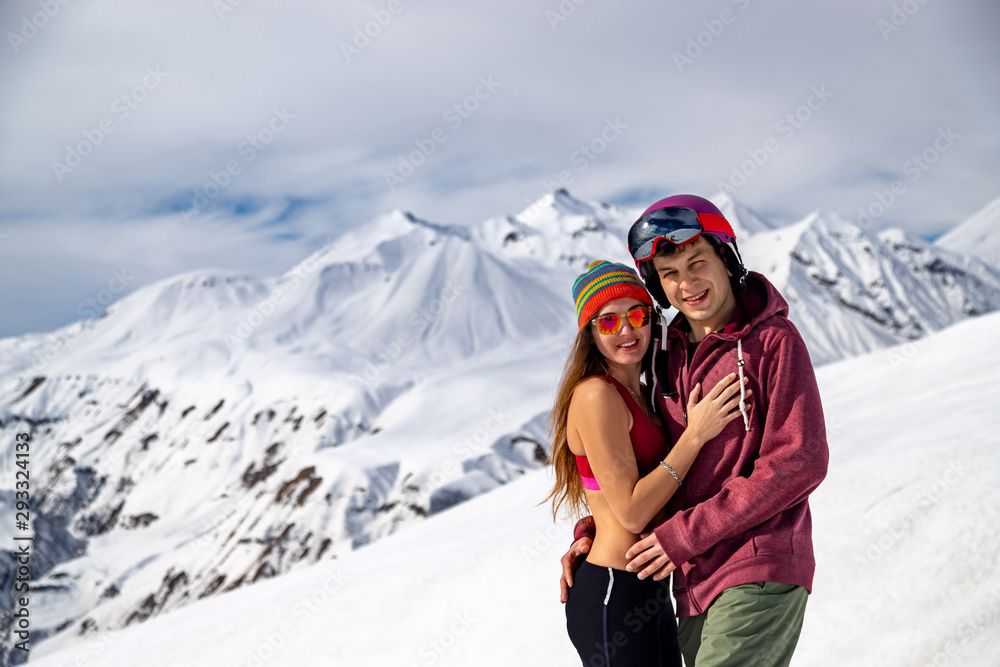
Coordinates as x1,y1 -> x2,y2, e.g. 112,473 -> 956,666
628,194 -> 748,306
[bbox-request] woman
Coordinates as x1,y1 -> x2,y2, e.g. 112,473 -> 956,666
546,260 -> 748,666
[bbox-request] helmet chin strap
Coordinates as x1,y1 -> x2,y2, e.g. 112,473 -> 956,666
638,259 -> 671,310
728,240 -> 748,292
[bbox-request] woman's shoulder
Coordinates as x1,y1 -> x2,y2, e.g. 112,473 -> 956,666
570,376 -> 626,412
568,376 -> 633,444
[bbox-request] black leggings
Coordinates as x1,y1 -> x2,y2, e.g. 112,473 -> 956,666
565,560 -> 682,667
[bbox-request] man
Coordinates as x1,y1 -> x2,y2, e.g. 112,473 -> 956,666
560,194 -> 829,666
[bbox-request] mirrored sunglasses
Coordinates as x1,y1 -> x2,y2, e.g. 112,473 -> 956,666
590,305 -> 652,335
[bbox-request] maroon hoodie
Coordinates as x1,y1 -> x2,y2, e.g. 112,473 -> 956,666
651,271 -> 829,617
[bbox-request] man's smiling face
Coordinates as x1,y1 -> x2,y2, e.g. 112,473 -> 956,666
651,236 -> 736,337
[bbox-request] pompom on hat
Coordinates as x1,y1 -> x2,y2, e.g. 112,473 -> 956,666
572,260 -> 654,329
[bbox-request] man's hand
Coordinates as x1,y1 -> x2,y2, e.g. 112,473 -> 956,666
625,532 -> 676,581
559,536 -> 592,603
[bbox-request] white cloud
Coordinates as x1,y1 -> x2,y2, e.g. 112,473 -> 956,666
1,0 -> 998,337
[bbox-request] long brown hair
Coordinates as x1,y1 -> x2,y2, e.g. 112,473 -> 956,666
543,316 -> 659,520
543,325 -> 610,520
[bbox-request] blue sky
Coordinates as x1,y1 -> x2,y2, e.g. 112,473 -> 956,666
1,0 -> 998,338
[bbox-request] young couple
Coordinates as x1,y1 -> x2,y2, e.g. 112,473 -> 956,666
546,194 -> 829,666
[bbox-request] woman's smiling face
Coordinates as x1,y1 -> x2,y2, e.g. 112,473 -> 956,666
589,297 -> 651,366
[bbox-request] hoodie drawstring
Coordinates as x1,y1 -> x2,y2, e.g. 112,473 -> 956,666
650,309 -> 667,414
736,338 -> 750,431
653,312 -> 749,431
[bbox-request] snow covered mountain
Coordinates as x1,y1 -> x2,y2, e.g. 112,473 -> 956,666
23,310 -> 1000,667
473,189 -> 636,270
2,189 -> 999,664
711,192 -> 784,236
0,211 -> 569,665
484,189 -> 1000,365
740,210 -> 1000,364
936,194 -> 1000,266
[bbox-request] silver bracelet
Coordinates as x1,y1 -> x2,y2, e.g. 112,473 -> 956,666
659,461 -> 682,487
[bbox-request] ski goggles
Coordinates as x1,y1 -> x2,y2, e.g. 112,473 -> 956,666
590,304 -> 652,335
628,206 -> 730,263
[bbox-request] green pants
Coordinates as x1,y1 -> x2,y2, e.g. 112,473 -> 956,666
676,582 -> 808,667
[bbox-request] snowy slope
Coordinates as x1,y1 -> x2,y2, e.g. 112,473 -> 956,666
24,310 -> 1000,667
3,189 -> 1000,664
936,194 -> 1000,266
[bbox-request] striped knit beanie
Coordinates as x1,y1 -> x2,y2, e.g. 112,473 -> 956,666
572,260 -> 653,329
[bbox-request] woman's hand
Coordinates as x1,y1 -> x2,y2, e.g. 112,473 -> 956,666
685,373 -> 751,444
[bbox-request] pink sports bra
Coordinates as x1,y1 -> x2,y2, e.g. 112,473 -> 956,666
575,375 -> 670,491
